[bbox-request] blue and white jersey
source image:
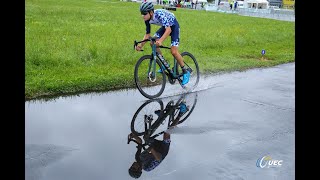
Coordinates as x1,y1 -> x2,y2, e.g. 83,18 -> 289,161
145,9 -> 177,34
141,139 -> 171,172
150,9 -> 176,27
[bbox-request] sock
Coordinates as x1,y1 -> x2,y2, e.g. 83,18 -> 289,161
181,66 -> 187,74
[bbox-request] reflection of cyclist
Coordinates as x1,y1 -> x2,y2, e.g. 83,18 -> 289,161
128,96 -> 191,178
135,2 -> 190,86
128,101 -> 188,178
128,132 -> 171,178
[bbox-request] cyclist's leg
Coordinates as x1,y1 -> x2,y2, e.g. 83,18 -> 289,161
167,116 -> 180,132
170,21 -> 190,85
168,105 -> 187,128
170,23 -> 183,67
154,27 -> 165,56
154,26 -> 167,73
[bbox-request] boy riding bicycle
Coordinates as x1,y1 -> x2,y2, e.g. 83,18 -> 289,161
135,2 -> 190,86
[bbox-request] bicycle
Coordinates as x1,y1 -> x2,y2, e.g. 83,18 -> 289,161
133,37 -> 200,99
129,92 -> 198,148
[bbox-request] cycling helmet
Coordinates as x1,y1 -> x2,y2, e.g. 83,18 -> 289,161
140,2 -> 154,14
128,168 -> 142,179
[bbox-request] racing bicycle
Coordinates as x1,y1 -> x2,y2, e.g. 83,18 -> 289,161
128,92 -> 198,149
133,37 -> 200,99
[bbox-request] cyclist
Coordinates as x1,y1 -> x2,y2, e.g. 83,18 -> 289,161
128,132 -> 171,178
135,2 -> 190,86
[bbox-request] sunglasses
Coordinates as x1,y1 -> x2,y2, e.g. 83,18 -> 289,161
141,12 -> 148,15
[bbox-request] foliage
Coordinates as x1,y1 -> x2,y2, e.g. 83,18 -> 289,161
25,0 -> 295,100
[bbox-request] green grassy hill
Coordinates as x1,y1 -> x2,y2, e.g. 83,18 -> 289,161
25,0 -> 295,100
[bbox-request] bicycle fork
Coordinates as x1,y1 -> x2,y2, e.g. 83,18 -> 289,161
147,45 -> 158,82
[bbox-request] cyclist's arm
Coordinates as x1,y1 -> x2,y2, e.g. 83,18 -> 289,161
138,21 -> 152,49
139,34 -> 151,48
135,145 -> 143,163
163,131 -> 170,139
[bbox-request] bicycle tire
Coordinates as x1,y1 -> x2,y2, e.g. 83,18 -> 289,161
131,99 -> 164,136
176,52 -> 200,91
134,55 -> 166,99
171,92 -> 198,125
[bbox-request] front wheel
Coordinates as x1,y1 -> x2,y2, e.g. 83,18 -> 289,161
134,55 -> 166,99
176,52 -> 200,92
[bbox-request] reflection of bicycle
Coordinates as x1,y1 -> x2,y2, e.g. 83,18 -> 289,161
133,37 -> 200,99
128,92 -> 198,149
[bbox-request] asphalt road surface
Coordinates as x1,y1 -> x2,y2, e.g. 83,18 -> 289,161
25,62 -> 295,180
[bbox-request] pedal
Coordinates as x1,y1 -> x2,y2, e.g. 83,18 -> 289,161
166,71 -> 176,84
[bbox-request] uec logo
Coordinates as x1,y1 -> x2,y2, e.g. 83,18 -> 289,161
256,156 -> 283,168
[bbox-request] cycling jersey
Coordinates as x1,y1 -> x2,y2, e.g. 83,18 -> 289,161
140,139 -> 171,171
144,9 -> 180,46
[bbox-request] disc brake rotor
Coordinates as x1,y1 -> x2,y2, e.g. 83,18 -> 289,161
148,72 -> 156,82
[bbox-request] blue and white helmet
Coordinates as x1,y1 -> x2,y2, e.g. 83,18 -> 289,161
140,2 -> 154,14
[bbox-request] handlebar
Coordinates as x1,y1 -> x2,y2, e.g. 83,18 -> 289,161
134,37 -> 171,51
128,132 -> 164,151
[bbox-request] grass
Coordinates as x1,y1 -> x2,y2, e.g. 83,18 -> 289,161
25,0 -> 295,100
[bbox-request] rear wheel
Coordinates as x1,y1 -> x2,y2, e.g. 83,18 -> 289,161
131,99 -> 164,136
172,92 -> 198,125
134,55 -> 166,99
176,52 -> 200,92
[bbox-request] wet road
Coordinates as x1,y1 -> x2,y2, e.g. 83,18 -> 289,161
25,63 -> 295,180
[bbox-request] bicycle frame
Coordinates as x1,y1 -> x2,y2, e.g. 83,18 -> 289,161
129,92 -> 198,149
134,37 -> 182,81
127,113 -> 170,151
129,100 -> 178,149
143,101 -> 176,139
128,130 -> 164,151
